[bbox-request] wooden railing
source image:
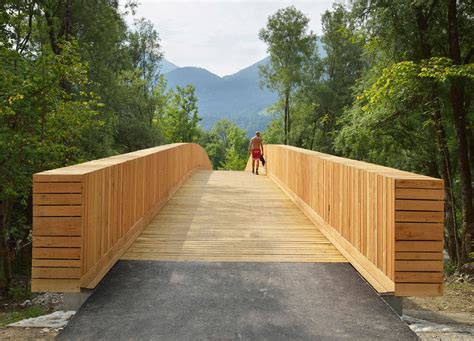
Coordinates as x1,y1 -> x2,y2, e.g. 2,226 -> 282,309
32,143 -> 212,292
262,145 -> 444,296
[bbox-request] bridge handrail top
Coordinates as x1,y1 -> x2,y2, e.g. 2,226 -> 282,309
267,144 -> 442,182
34,143 -> 197,176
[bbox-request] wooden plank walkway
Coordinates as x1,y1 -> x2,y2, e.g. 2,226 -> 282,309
122,170 -> 346,262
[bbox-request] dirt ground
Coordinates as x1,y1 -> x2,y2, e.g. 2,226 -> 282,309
404,276 -> 474,340
0,290 -> 63,340
0,327 -> 58,340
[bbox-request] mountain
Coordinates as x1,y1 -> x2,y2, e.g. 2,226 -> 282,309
164,57 -> 277,135
161,37 -> 325,136
160,59 -> 179,74
166,67 -> 222,89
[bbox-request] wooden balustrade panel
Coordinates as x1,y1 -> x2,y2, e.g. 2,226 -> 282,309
263,145 -> 444,296
32,143 -> 212,292
32,175 -> 83,292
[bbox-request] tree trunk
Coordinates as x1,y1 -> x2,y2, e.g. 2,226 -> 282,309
0,201 -> 12,292
64,0 -> 73,39
44,6 -> 61,55
310,116 -> 318,151
448,0 -> 473,266
287,96 -> 291,145
414,5 -> 461,263
432,109 -> 460,264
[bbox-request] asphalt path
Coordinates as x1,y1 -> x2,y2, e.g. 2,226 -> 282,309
59,261 -> 416,340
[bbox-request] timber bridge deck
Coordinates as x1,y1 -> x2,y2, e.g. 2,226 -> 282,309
32,143 -> 444,297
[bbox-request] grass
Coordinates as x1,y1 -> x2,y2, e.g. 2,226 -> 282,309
0,305 -> 47,327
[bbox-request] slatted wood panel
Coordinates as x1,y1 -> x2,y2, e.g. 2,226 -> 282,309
394,180 -> 444,296
32,143 -> 212,292
32,177 -> 83,292
122,170 -> 346,262
263,145 -> 444,296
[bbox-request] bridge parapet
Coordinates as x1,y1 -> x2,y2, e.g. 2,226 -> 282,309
32,143 -> 212,292
262,145 -> 444,296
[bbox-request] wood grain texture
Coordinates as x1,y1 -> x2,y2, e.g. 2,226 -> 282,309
122,170 -> 346,263
262,144 -> 444,296
32,142 -> 443,297
32,143 -> 212,292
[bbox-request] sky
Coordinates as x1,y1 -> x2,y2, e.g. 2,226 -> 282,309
124,0 -> 337,77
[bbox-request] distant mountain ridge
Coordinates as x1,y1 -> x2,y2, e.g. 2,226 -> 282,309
160,38 -> 325,135
161,57 -> 277,135
161,59 -> 179,74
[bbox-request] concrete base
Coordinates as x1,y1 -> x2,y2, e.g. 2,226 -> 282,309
381,294 -> 403,316
60,290 -> 93,311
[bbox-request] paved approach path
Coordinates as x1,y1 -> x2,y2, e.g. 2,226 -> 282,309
59,171 -> 416,340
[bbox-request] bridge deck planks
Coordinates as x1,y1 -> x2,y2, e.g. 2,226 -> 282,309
122,170 -> 346,263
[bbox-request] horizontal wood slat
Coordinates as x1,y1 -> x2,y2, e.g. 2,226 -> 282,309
395,200 -> 444,211
32,143 -> 212,292
31,279 -> 80,292
395,241 -> 444,252
395,211 -> 444,223
395,272 -> 443,283
33,174 -> 83,183
33,183 -> 83,193
32,259 -> 81,268
262,144 -> 444,297
33,236 -> 82,248
33,247 -> 81,259
395,260 -> 443,272
395,179 -> 444,189
395,252 -> 443,260
395,189 -> 444,200
33,194 -> 82,205
32,267 -> 81,279
395,283 -> 443,296
33,206 -> 82,217
395,223 -> 444,240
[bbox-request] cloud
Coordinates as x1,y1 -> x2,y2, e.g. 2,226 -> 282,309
126,0 -> 335,76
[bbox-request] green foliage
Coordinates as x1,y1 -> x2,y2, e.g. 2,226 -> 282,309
160,85 -> 202,143
259,6 -> 315,93
262,3 -> 365,152
262,115 -> 284,144
261,0 -> 473,267
0,306 -> 46,327
202,120 -> 249,170
0,1 -> 170,288
259,6 -> 316,144
1,38 -> 112,210
444,259 -> 457,276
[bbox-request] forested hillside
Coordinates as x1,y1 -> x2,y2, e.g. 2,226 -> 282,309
164,58 -> 277,134
162,37 -> 325,135
0,1 -> 250,293
260,3 -> 473,270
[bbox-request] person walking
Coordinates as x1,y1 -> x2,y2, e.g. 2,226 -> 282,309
248,131 -> 264,175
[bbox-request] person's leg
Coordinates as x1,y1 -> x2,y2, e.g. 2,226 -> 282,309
256,159 -> 260,175
252,159 -> 255,173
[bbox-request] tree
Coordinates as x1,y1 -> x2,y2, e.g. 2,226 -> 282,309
262,4 -> 365,153
128,18 -> 163,126
447,0 -> 473,265
340,0 -> 473,267
201,120 -> 249,170
259,6 -> 316,145
161,85 -> 202,143
1,38 -> 110,290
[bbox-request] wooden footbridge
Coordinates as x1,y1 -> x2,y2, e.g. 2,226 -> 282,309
31,143 -> 444,297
